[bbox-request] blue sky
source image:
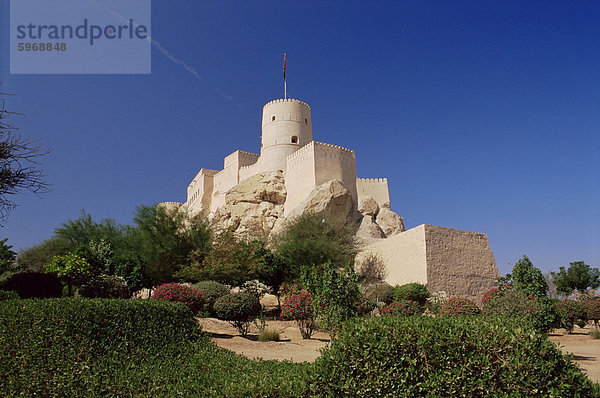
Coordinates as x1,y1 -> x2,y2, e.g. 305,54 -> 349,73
1,1 -> 598,276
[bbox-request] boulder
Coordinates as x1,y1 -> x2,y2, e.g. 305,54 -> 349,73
358,196 -> 379,217
285,180 -> 355,221
356,214 -> 386,239
375,205 -> 406,236
211,171 -> 286,236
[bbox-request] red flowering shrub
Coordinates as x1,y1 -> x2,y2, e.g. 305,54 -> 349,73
151,283 -> 207,314
281,290 -> 316,339
553,300 -> 587,333
380,300 -> 420,317
583,299 -> 600,330
440,297 -> 480,316
482,288 -> 501,304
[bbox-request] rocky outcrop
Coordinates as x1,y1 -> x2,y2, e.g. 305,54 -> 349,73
358,196 -> 379,217
285,180 -> 355,222
356,214 -> 386,239
210,171 -> 286,236
375,204 -> 406,236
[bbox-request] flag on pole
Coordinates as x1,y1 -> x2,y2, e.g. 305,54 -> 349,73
283,53 -> 286,80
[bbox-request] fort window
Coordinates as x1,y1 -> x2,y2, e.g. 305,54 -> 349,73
305,118 -> 308,124
272,115 -> 276,121
291,136 -> 298,144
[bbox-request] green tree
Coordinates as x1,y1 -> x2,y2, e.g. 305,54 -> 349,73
130,205 -> 211,287
551,261 -> 600,296
0,238 -> 16,275
503,255 -> 548,297
179,230 -> 287,288
45,253 -> 94,295
274,212 -> 358,272
14,237 -> 71,273
54,210 -> 129,250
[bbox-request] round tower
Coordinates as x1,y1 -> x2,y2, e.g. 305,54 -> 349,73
260,98 -> 312,171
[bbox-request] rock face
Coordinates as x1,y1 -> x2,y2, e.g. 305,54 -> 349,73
210,171 -> 286,236
358,196 -> 379,217
285,180 -> 355,222
356,215 -> 386,239
375,204 -> 406,236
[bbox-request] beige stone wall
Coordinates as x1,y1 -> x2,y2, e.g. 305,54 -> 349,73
284,142 -> 316,215
186,168 -> 218,215
359,225 -> 428,285
357,178 -> 390,208
359,224 -> 500,303
423,224 -> 499,302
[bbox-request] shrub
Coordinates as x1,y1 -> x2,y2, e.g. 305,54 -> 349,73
355,253 -> 387,285
482,290 -> 557,333
281,291 -> 316,339
380,300 -> 420,317
301,262 -> 365,332
426,290 -> 448,314
214,292 -> 261,337
583,298 -> 600,330
439,297 -> 480,316
365,283 -> 394,305
258,328 -> 280,342
151,283 -> 207,314
0,289 -> 19,300
0,298 -> 310,397
2,272 -> 63,298
78,274 -> 130,298
241,279 -> 272,299
553,299 -> 587,333
309,316 -> 598,396
45,253 -> 94,293
392,283 -> 429,306
191,280 -> 229,315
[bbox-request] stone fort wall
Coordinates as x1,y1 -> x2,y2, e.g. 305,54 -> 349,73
357,178 -> 390,208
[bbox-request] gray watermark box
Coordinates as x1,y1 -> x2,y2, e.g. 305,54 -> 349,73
10,0 -> 151,74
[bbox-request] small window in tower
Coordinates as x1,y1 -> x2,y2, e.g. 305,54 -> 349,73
291,136 -> 298,144
305,118 -> 308,124
272,115 -> 276,121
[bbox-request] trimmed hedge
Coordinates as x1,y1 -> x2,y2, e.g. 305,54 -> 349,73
0,289 -> 19,300
2,272 -> 63,298
392,283 -> 429,306
214,292 -> 261,337
191,280 -> 229,315
309,315 -> 599,397
0,298 -> 309,397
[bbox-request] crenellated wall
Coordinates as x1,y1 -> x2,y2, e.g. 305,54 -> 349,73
284,142 -> 317,214
186,168 -> 218,215
357,177 -> 390,207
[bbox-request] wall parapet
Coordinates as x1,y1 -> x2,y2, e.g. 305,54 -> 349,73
313,141 -> 354,154
357,177 -> 388,183
263,98 -> 311,109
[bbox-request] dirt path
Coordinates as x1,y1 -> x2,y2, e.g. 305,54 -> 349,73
548,325 -> 600,383
198,318 -> 330,363
200,318 -> 600,384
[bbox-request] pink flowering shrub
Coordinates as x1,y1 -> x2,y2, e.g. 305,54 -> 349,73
380,300 -> 420,317
482,288 -> 501,304
151,283 -> 207,314
440,297 -> 480,316
281,290 -> 316,339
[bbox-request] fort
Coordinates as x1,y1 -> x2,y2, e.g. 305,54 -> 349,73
165,94 -> 500,301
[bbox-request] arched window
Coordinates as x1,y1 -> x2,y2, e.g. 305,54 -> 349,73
291,136 -> 298,144
272,115 -> 276,121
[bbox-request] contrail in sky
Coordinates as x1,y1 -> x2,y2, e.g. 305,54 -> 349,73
101,4 -> 240,107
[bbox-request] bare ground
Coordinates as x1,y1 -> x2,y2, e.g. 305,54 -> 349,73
199,318 -> 600,383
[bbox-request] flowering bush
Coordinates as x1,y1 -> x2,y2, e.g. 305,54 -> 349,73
482,288 -> 501,304
482,289 -> 557,333
427,291 -> 448,314
45,253 -> 94,294
281,290 -> 316,339
214,292 -> 261,337
380,300 -> 420,317
439,297 -> 480,316
583,299 -> 600,330
241,279 -> 272,299
553,300 -> 587,333
151,283 -> 207,314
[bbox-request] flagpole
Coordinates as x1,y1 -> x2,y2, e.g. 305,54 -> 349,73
283,53 -> 287,99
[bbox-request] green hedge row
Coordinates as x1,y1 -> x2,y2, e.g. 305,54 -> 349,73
310,315 -> 599,397
0,298 -> 308,397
